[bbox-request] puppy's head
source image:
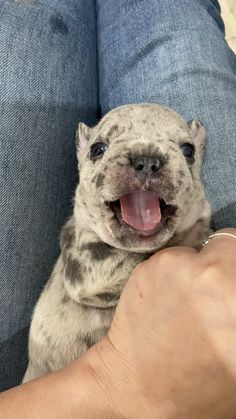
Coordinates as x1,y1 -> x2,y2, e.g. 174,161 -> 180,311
75,104 -> 208,252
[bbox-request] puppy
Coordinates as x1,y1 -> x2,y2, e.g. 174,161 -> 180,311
23,103 -> 211,382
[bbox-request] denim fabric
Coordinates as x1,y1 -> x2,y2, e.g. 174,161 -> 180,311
0,0 -> 236,391
0,0 -> 98,390
97,0 -> 236,228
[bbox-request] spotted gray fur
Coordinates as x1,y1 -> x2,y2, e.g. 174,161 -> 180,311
61,294 -> 70,304
23,104 -> 211,382
95,291 -> 121,302
81,242 -> 114,261
95,173 -> 105,189
64,255 -> 82,284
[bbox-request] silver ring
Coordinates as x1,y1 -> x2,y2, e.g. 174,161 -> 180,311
203,232 -> 236,247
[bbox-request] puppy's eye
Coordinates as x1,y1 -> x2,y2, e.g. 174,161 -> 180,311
180,143 -> 195,161
90,142 -> 108,160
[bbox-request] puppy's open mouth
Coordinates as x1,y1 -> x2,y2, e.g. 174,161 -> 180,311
110,190 -> 176,237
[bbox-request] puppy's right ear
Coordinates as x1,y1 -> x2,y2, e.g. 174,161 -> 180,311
76,123 -> 91,158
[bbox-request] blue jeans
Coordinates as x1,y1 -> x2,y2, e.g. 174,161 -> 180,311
0,0 -> 235,391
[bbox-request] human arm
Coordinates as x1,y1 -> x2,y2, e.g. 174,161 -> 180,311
0,353 -> 121,419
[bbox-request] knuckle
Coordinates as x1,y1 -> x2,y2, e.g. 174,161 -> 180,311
151,247 -> 191,266
151,248 -> 174,265
197,260 -> 225,284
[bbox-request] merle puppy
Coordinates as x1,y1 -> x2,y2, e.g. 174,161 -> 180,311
23,103 -> 211,382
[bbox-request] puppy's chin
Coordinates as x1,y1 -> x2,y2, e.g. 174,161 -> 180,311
97,223 -> 175,253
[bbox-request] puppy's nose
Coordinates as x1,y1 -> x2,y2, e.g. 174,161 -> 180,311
130,156 -> 162,175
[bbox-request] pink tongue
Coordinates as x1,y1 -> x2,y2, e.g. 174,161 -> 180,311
120,191 -> 161,231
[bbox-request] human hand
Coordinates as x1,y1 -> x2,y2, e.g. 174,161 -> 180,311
88,228 -> 236,419
1,229 -> 236,419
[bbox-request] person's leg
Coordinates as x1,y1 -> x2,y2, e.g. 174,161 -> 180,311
97,0 -> 236,228
0,0 -> 98,391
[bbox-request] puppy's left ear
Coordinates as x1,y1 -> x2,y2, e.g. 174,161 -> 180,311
76,122 -> 91,158
187,120 -> 206,153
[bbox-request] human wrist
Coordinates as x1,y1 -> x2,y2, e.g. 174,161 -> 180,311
77,337 -> 129,419
89,336 -> 236,419
80,336 -> 141,419
64,340 -> 123,419
0,345 -> 122,419
83,336 -> 176,419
